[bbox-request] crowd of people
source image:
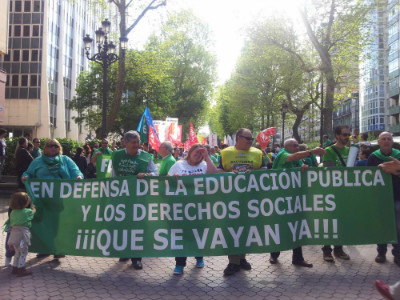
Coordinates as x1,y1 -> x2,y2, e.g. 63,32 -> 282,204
1,126 -> 400,294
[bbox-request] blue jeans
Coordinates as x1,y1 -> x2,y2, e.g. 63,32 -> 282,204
377,201 -> 400,257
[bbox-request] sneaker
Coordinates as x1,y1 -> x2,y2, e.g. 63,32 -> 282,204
240,259 -> 251,270
323,251 -> 334,262
173,265 -> 184,275
223,263 -> 240,276
333,249 -> 350,260
374,280 -> 394,300
119,258 -> 129,262
196,258 -> 204,268
375,253 -> 386,263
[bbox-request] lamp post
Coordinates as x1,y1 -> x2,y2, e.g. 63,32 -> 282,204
83,19 -> 128,138
281,101 -> 289,146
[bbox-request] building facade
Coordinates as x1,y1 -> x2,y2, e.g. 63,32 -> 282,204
359,0 -> 388,135
333,93 -> 360,133
0,0 -> 95,141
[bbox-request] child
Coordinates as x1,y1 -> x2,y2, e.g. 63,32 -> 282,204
356,149 -> 370,167
7,192 -> 36,277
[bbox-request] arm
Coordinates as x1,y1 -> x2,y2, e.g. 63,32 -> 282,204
64,156 -> 83,179
286,147 -> 326,163
379,157 -> 400,175
91,151 -> 101,165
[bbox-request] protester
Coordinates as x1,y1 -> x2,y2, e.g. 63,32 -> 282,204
350,129 -> 360,144
91,139 -> 113,168
111,130 -> 158,269
168,143 -> 218,275
204,145 -> 218,166
299,144 -> 319,167
217,128 -> 267,276
6,192 -> 36,277
356,149 -> 370,166
31,138 -> 42,158
72,147 -> 87,178
27,142 -> 34,153
322,134 -> 331,148
0,128 -> 7,183
322,125 -> 351,262
15,137 -> 34,189
173,147 -> 180,160
158,141 -> 176,176
367,132 -> 400,266
21,139 -> 83,260
269,138 -> 325,268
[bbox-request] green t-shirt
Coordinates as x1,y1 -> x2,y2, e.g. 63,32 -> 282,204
111,149 -> 152,176
323,139 -> 331,148
272,148 -> 303,169
323,145 -> 349,166
10,208 -> 35,228
94,147 -> 113,156
159,154 -> 177,176
304,153 -> 318,167
209,154 -> 218,167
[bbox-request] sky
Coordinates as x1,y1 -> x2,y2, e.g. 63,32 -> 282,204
130,0 -> 303,84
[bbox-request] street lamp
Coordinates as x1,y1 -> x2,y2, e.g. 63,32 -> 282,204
281,101 -> 289,146
83,19 -> 128,138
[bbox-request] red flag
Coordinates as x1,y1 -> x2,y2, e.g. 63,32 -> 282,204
177,125 -> 182,143
188,123 -> 199,147
256,131 -> 271,150
149,126 -> 161,152
202,137 -> 207,145
264,127 -> 276,136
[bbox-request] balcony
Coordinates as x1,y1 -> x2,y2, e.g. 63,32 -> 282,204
389,106 -> 400,115
389,87 -> 400,98
389,124 -> 400,133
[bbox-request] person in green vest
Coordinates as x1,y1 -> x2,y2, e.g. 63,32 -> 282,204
91,138 -> 113,167
204,145 -> 218,167
158,141 -> 176,176
111,130 -> 158,270
367,132 -> 400,266
322,134 -> 332,148
31,138 -> 42,158
299,144 -> 319,167
322,125 -> 351,262
269,138 -> 325,268
217,128 -> 267,276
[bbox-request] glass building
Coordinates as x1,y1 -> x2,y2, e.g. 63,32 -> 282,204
0,0 -> 95,140
359,0 -> 387,134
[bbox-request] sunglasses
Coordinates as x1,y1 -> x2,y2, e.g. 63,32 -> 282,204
47,144 -> 60,149
239,136 -> 254,141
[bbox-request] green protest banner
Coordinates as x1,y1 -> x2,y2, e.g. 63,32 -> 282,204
24,167 -> 396,258
95,155 -> 112,179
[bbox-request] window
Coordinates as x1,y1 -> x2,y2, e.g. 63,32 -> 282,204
33,0 -> 40,12
389,58 -> 399,73
14,25 -> 21,37
12,75 -> 19,86
32,25 -> 39,36
31,75 -> 38,86
15,1 -> 22,12
31,50 -> 38,61
13,50 -> 20,62
389,22 -> 398,38
24,1 -> 31,12
21,75 -> 28,86
22,50 -> 29,61
23,25 -> 30,37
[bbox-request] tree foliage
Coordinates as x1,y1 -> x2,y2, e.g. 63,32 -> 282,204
71,9 -> 216,138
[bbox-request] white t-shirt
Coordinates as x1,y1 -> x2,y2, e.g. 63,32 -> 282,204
167,160 -> 207,176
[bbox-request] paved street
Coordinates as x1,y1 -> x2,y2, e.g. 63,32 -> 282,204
0,192 -> 397,300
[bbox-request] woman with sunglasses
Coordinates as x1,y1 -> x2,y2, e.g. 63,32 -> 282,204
22,139 -> 83,181
21,139 -> 83,260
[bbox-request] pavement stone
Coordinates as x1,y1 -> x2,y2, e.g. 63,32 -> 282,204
0,194 -> 399,300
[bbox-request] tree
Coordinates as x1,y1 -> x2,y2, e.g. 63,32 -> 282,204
299,0 -> 371,136
101,0 -> 166,138
146,10 -> 217,137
